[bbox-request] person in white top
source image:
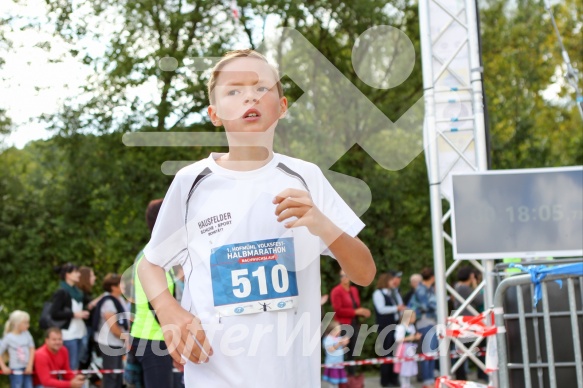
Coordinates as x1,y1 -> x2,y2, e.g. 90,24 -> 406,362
94,273 -> 129,388
49,263 -> 90,371
394,310 -> 422,388
137,49 -> 376,387
372,272 -> 405,387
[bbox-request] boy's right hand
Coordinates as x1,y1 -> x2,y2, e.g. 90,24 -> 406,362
156,303 -> 213,365
0,365 -> 10,375
138,257 -> 213,365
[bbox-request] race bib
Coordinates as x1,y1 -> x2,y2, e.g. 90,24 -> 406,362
210,237 -> 299,316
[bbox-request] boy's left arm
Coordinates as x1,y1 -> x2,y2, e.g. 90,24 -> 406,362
274,188 -> 375,286
326,232 -> 375,286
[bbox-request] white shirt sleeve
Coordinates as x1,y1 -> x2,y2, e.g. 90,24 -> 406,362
144,173 -> 189,270
373,289 -> 399,314
100,299 -> 117,316
312,168 -> 365,257
395,324 -> 406,342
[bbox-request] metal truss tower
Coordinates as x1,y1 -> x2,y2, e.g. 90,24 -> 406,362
418,0 -> 493,380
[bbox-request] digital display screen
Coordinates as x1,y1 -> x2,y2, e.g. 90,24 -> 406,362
452,166 -> 583,259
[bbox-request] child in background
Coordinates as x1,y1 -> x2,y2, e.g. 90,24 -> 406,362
394,310 -> 422,388
322,320 -> 349,387
0,310 -> 35,388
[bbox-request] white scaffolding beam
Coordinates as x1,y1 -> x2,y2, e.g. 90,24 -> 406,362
419,0 -> 494,382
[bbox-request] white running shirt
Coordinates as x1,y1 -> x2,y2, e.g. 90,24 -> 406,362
144,153 -> 364,388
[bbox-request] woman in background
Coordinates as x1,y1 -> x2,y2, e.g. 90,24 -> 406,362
372,272 -> 404,387
78,266 -> 102,369
330,269 -> 371,377
50,263 -> 90,371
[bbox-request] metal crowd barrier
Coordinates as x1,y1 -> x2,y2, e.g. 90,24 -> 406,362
493,266 -> 583,388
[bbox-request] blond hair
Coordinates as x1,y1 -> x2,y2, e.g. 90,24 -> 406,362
206,49 -> 283,104
3,310 -> 30,336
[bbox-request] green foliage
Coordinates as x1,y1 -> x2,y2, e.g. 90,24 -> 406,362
0,14 -> 12,141
0,131 -> 209,343
0,110 -> 11,138
481,0 -> 582,169
43,0 -> 230,134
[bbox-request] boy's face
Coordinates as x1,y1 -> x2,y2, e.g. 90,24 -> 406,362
208,57 -> 287,133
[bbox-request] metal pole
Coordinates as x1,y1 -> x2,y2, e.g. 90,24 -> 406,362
465,0 -> 487,171
465,0 -> 494,307
567,278 -> 583,388
465,3 -> 496,383
530,284 -> 545,388
517,286 -> 533,388
541,282 -> 557,388
419,0 -> 451,379
543,0 -> 583,121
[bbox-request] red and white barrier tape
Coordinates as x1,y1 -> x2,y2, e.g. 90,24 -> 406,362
1,350 -> 488,375
446,308 -> 504,339
322,350 -> 486,368
0,368 -> 181,376
435,375 -> 494,388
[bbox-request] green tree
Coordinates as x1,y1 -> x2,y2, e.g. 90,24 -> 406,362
0,10 -> 13,140
0,110 -> 11,139
481,0 -> 582,169
0,134 -> 210,343
44,0 -> 232,133
39,0 -> 428,273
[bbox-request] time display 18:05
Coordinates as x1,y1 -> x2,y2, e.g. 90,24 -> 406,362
504,205 -> 583,222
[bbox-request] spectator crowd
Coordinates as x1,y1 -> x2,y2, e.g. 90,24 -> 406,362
1,263 -> 486,388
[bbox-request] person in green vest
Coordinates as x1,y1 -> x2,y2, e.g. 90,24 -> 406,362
128,199 -> 177,388
503,257 -> 522,275
503,257 -> 554,275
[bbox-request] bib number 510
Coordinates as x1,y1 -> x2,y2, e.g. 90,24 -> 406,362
231,264 -> 290,298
